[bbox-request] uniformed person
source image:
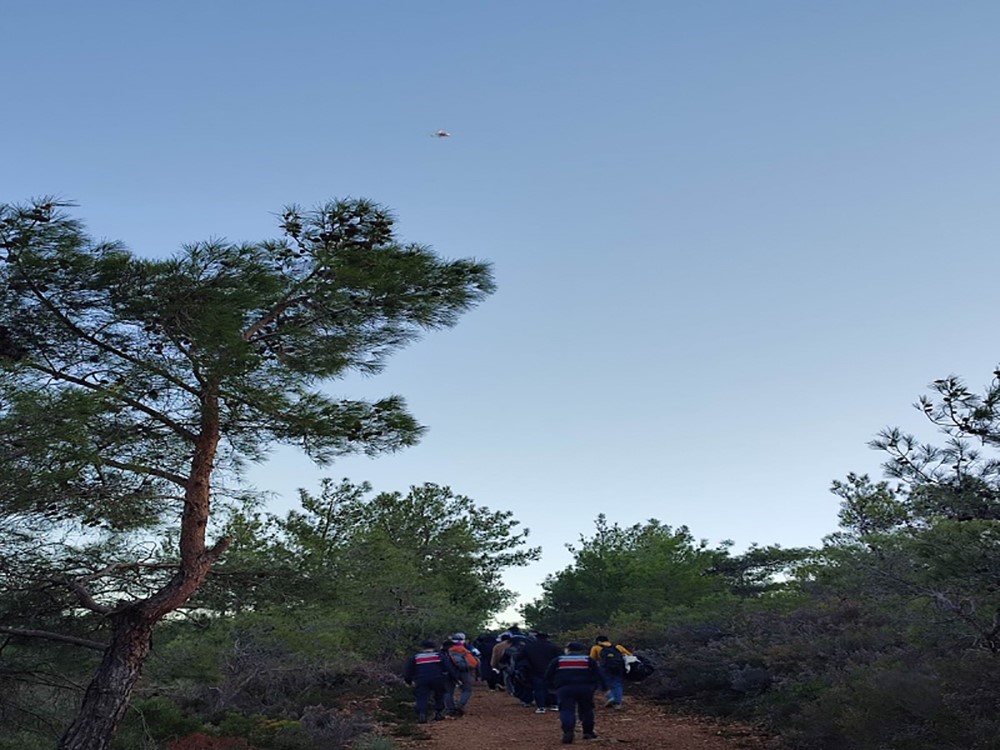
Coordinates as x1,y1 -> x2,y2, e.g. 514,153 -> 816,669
544,641 -> 607,744
403,639 -> 458,723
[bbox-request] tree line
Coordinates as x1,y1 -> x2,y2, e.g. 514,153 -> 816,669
523,375 -> 1000,749
2,198 -> 999,749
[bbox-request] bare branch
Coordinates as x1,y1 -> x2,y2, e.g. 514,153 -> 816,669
54,577 -> 112,615
99,457 -> 189,488
0,626 -> 106,651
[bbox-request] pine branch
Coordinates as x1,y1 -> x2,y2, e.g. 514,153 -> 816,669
99,457 -> 189,488
26,361 -> 197,442
0,626 -> 106,651
21,275 -> 202,397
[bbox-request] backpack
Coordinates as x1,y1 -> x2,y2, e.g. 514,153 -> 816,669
448,645 -> 479,671
503,639 -> 525,667
598,644 -> 626,676
624,655 -> 655,682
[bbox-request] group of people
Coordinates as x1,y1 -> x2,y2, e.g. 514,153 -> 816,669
402,628 -> 636,744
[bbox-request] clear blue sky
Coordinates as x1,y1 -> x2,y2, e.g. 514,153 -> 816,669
6,1 -> 1000,619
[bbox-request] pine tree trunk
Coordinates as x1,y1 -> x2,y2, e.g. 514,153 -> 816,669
58,609 -> 155,750
59,393 -> 226,749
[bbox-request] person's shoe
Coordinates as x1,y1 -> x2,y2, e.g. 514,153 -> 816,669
521,701 -> 533,707
605,697 -> 615,707
535,707 -> 547,713
417,712 -> 428,723
433,711 -> 445,721
612,702 -> 623,709
562,731 -> 574,744
582,732 -> 598,740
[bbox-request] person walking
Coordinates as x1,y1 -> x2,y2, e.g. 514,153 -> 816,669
589,635 -> 633,708
491,632 -> 513,691
444,633 -> 480,715
403,639 -> 457,723
474,632 -> 501,690
503,633 -> 534,706
545,641 -> 606,744
523,631 -> 561,712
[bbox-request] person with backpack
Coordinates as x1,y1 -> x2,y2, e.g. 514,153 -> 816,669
589,635 -> 633,708
443,632 -> 480,715
545,641 -> 606,744
491,632 -> 513,691
503,633 -> 534,706
403,639 -> 458,723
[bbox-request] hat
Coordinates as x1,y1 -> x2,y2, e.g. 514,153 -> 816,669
420,639 -> 436,649
452,632 -> 466,641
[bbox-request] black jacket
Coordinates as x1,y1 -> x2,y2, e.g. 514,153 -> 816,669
523,637 -> 562,675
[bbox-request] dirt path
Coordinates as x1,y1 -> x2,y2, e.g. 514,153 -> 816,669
395,685 -> 766,749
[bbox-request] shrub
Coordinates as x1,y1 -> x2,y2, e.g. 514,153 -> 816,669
352,738 -> 398,750
113,696 -> 204,749
300,705 -> 373,749
167,735 -> 253,750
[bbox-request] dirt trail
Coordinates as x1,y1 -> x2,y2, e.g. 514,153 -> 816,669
396,685 -> 766,749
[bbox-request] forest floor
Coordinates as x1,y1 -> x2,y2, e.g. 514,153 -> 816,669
391,684 -> 771,750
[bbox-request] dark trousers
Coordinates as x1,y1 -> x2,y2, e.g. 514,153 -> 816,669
514,676 -> 533,704
413,677 -> 446,717
556,684 -> 596,734
481,662 -> 500,689
531,675 -> 549,708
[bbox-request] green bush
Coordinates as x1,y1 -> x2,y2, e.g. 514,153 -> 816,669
113,696 -> 204,749
0,732 -> 56,750
352,738 -> 398,750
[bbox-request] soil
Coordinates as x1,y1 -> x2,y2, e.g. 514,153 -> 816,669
394,685 -> 769,750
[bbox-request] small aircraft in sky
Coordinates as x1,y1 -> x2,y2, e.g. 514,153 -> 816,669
431,130 -> 452,138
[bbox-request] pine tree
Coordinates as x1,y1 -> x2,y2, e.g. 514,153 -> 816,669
0,197 -> 494,749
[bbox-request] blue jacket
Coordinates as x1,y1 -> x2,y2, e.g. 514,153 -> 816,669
544,653 -> 606,690
404,649 -> 458,684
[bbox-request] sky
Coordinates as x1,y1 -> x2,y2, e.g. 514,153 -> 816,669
5,1 -> 1000,621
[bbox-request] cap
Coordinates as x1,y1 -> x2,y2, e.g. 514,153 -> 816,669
452,632 -> 466,641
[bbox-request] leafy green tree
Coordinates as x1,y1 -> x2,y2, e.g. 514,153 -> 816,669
730,371 -> 1000,747
0,197 -> 494,749
826,372 -> 1000,653
523,514 -> 730,632
212,479 -> 540,654
706,543 -> 814,598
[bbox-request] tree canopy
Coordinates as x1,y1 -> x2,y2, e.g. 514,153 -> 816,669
523,515 -> 735,632
0,197 -> 494,749
207,479 -> 540,655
